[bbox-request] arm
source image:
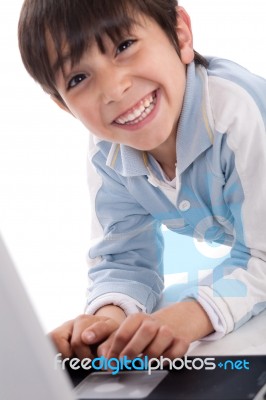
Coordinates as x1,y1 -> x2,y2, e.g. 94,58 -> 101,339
182,71 -> 266,339
85,140 -> 164,316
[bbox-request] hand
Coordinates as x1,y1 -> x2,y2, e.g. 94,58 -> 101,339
96,300 -> 214,360
97,313 -> 189,360
49,313 -> 120,360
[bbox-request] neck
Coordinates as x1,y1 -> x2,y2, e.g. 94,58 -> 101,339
148,132 -> 177,180
158,160 -> 176,181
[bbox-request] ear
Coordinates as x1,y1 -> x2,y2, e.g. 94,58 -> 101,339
176,6 -> 194,65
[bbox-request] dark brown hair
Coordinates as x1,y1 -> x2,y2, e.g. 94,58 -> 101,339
18,0 -> 208,103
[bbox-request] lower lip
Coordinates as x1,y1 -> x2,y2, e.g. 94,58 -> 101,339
112,90 -> 161,131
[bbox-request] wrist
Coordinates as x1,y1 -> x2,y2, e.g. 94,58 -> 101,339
153,300 -> 214,343
94,304 -> 127,324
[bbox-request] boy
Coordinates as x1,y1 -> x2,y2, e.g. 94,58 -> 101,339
18,0 -> 266,361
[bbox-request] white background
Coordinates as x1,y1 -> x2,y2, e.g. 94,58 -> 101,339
0,0 -> 265,332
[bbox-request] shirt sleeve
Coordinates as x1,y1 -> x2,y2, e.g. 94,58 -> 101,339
85,140 -> 164,314
180,74 -> 266,339
84,293 -> 146,315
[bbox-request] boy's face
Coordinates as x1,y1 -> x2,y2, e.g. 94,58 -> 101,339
50,10 -> 194,152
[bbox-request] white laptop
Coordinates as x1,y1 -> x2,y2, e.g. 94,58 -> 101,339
0,234 -> 167,400
0,233 -> 75,400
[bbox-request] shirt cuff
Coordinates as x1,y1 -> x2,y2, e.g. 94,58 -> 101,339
84,293 -> 147,316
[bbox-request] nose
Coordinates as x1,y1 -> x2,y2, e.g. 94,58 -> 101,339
99,67 -> 132,104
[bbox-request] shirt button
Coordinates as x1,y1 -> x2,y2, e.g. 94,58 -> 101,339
179,200 -> 191,212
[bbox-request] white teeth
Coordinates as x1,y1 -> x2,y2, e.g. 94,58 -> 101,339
143,99 -> 150,108
139,104 -> 145,113
115,93 -> 156,125
133,108 -> 142,118
126,102 -> 155,125
127,113 -> 135,121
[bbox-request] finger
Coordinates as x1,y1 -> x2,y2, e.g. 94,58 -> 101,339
104,314 -> 144,358
49,320 -> 74,359
50,335 -> 74,359
97,324 -> 123,356
118,319 -> 161,359
140,325 -> 175,359
106,315 -> 158,359
163,337 -> 190,359
81,319 -> 118,345
71,315 -> 98,360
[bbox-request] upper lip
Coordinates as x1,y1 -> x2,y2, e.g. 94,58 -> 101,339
112,90 -> 156,123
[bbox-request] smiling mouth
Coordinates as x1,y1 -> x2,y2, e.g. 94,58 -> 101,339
113,91 -> 157,126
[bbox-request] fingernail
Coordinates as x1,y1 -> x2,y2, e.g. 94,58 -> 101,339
84,331 -> 96,342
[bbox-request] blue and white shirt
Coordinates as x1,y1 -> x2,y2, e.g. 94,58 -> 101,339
85,57 -> 266,340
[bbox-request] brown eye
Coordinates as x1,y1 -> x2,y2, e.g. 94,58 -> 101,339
116,40 -> 136,55
67,74 -> 87,90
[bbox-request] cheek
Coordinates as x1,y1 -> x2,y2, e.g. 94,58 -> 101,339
77,109 -> 111,140
68,103 -> 101,130
64,98 -> 113,140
